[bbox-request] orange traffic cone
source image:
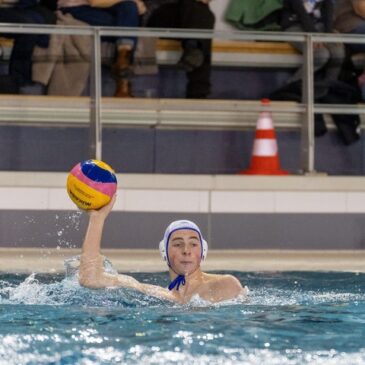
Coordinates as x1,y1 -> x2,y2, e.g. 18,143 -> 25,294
240,99 -> 288,175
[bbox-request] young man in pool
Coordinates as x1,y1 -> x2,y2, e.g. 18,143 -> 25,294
79,195 -> 247,304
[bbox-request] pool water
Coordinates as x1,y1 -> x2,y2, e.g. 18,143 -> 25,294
0,269 -> 364,365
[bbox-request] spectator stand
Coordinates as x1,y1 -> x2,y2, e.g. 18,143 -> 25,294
1,23 -> 365,174
0,0 -> 302,99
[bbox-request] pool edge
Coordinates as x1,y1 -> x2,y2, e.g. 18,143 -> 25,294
1,248 -> 364,273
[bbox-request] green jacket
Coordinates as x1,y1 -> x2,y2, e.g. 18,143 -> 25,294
225,0 -> 284,30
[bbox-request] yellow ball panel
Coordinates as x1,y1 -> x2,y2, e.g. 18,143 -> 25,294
92,159 -> 115,173
67,174 -> 111,210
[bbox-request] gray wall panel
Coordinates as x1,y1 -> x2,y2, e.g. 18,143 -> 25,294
104,212 -> 208,249
155,130 -> 254,174
1,210 -> 365,250
103,128 -> 156,173
0,210 -> 88,249
0,126 -> 362,175
315,132 -> 363,175
211,214 -> 365,250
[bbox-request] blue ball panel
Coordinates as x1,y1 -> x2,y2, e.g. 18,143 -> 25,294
80,160 -> 117,183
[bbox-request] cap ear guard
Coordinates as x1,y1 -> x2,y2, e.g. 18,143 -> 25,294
159,240 -> 167,261
201,239 -> 208,261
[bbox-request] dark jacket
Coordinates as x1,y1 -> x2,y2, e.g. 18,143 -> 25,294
280,0 -> 334,32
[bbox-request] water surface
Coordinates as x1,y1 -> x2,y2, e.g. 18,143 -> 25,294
0,270 -> 364,365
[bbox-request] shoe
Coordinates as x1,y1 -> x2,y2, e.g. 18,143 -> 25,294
114,78 -> 133,98
112,48 -> 132,77
177,47 -> 204,72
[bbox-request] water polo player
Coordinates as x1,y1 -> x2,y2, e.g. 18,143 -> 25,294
78,195 -> 247,304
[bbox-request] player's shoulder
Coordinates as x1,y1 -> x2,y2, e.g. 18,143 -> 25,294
204,273 -> 242,289
202,273 -> 247,301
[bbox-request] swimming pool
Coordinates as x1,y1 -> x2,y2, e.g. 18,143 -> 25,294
0,269 -> 364,365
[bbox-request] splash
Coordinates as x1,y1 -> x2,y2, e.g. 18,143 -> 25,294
54,211 -> 83,250
64,255 -> 118,279
0,258 -> 168,307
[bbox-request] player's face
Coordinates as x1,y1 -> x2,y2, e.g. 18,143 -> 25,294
167,230 -> 202,275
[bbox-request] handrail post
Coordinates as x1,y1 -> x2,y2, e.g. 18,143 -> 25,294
89,28 -> 102,160
301,33 -> 315,174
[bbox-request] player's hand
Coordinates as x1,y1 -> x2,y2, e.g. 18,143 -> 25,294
89,194 -> 117,220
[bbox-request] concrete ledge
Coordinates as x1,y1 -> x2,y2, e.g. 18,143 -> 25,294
1,248 -> 364,273
0,96 -> 303,128
2,172 -> 365,191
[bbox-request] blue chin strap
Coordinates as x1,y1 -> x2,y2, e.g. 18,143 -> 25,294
168,274 -> 186,291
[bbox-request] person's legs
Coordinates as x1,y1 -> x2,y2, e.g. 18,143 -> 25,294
60,5 -> 114,26
177,0 -> 215,98
323,42 -> 345,82
61,4 -> 139,97
347,22 -> 365,53
285,24 -> 331,84
147,0 -> 215,98
147,2 -> 180,28
178,0 -> 213,29
346,23 -> 365,100
0,8 -> 46,86
112,0 -> 139,48
110,1 -> 140,97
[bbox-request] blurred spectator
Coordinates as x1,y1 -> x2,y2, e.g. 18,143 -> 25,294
280,0 -> 345,98
334,0 -> 365,98
272,0 -> 360,145
58,0 -> 146,97
32,11 -> 93,96
146,0 -> 215,99
225,0 -> 283,31
335,0 -> 365,45
0,0 -> 56,93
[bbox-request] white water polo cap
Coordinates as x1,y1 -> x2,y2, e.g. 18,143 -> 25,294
159,220 -> 208,266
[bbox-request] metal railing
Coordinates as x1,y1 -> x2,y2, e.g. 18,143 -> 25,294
2,23 -> 365,173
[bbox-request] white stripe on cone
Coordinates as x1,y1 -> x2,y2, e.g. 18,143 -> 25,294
252,139 -> 278,156
256,113 -> 273,130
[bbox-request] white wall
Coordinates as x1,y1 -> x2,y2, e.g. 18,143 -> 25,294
2,172 -> 365,213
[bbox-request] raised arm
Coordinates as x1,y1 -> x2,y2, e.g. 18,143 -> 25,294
78,195 -> 176,302
78,194 -> 118,288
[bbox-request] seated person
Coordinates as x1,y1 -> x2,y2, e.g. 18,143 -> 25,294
58,0 -> 146,97
146,0 -> 215,99
280,0 -> 345,99
0,0 -> 56,92
335,0 -> 365,45
79,195 -> 247,304
334,0 -> 365,98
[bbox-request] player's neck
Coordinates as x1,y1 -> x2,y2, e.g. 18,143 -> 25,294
169,268 -> 204,295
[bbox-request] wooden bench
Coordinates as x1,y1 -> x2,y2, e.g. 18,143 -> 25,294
0,36 -> 301,68
156,39 -> 301,68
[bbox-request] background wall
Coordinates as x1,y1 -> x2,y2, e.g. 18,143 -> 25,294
1,173 -> 365,250
0,126 -> 362,175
